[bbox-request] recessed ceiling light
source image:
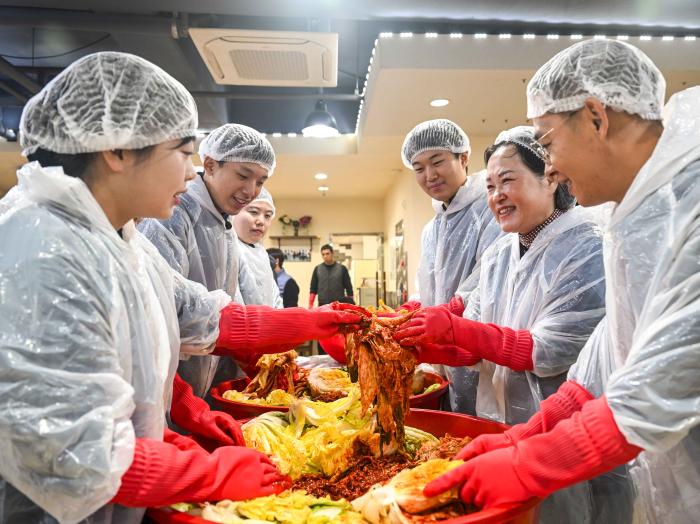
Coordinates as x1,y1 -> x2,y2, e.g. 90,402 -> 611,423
314,173 -> 328,180
318,186 -> 329,192
430,98 -> 450,107
272,132 -> 282,138
523,33 -> 536,39
570,34 -> 583,40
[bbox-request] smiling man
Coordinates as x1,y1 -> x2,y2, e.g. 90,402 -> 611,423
138,123 -> 275,398
424,39 -> 700,524
400,119 -> 502,415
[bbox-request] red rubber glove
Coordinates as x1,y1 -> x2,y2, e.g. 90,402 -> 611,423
164,427 -> 206,453
424,396 -> 642,508
413,343 -> 481,367
394,306 -> 534,371
318,334 -> 347,364
308,293 -> 317,309
113,438 -> 289,507
444,295 -> 465,317
399,300 -> 422,312
170,373 -> 245,447
456,381 -> 594,461
216,303 -> 362,360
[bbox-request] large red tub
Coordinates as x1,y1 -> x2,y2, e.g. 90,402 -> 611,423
210,372 -> 449,419
147,409 -> 540,524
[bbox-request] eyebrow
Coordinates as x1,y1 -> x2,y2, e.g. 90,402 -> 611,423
497,169 -> 514,178
412,152 -> 445,168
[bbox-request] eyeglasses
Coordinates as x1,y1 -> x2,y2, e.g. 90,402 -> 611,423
533,109 -> 581,164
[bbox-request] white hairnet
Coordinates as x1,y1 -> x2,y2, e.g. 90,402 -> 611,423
401,119 -> 471,168
199,123 -> 276,175
527,39 -> 665,120
493,125 -> 545,162
20,52 -> 198,156
248,187 -> 276,217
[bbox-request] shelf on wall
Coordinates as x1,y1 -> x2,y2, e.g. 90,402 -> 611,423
269,235 -> 320,251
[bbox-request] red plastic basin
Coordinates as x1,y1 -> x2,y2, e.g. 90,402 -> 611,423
147,409 -> 540,524
210,373 -> 449,419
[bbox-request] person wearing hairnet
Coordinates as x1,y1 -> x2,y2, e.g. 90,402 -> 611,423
400,119 -> 502,415
138,123 -> 273,400
0,51 -> 291,524
423,39 -> 700,524
0,51 -> 362,523
234,187 -> 283,309
396,126 -> 614,522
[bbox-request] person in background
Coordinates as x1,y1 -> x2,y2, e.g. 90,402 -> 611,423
0,51 -> 288,524
268,247 -> 300,307
138,123 -> 273,399
308,243 -> 354,307
396,126 -> 619,523
424,39 -> 700,524
400,119 -> 502,414
234,187 -> 283,308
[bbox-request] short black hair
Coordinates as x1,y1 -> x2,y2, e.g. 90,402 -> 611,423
483,142 -> 575,210
321,244 -> 333,253
27,136 -> 195,181
267,247 -> 285,268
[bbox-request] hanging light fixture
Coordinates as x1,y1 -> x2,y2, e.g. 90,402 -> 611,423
302,99 -> 340,138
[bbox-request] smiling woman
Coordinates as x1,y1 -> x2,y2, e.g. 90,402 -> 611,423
484,126 -> 575,243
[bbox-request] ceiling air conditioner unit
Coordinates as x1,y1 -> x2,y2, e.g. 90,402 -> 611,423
189,28 -> 338,87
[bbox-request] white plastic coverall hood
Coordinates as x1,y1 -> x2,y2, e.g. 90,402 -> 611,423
417,170 -> 502,414
235,239 -> 284,308
0,163 -> 228,524
568,86 -> 700,524
138,174 -> 240,397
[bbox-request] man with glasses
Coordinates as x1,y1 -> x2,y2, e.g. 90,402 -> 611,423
424,39 -> 700,524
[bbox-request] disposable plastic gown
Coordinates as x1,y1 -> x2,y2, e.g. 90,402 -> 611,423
462,205 -> 605,523
138,174 -> 239,397
465,205 -> 605,423
417,170 -> 502,414
568,86 -> 700,524
0,162 -> 228,524
235,239 -> 284,308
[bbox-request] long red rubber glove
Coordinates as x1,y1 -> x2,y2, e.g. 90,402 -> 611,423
394,306 -> 534,371
424,396 -> 642,508
164,427 -> 206,453
215,303 -> 362,361
399,296 -> 465,316
112,439 -> 289,507
170,373 -> 245,447
456,381 -> 594,461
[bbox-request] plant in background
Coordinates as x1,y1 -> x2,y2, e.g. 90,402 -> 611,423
278,214 -> 312,236
279,214 -> 293,235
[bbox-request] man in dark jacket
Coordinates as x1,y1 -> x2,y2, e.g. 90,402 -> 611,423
308,244 -> 354,307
